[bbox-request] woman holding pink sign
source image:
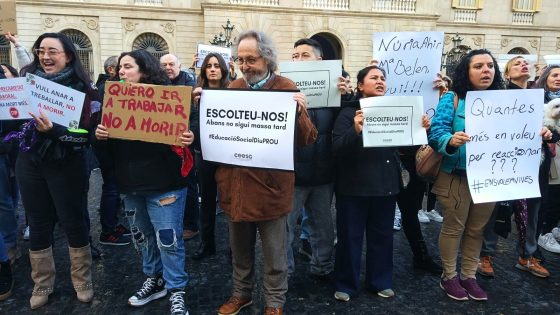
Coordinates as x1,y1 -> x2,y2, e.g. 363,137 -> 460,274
7,32 -> 100,309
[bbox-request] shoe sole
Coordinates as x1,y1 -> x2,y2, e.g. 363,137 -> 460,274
0,282 -> 13,301
99,241 -> 131,246
476,269 -> 494,277
439,283 -> 468,301
467,293 -> 488,301
334,292 -> 350,302
538,242 -> 560,254
217,300 -> 252,315
514,264 -> 549,278
128,289 -> 168,307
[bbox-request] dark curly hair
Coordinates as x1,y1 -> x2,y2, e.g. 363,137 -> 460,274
115,50 -> 169,85
451,49 -> 504,99
1,63 -> 18,78
196,53 -> 229,88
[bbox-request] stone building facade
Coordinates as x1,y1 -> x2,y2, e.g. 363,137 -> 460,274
2,0 -> 559,79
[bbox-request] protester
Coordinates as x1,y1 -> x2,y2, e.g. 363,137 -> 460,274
536,64 -> 560,255
428,49 -> 548,301
160,53 -> 199,242
95,50 -> 194,315
286,38 -> 353,280
191,52 -> 231,260
477,56 -> 552,278
92,56 -> 131,247
205,30 -> 317,315
332,65 -> 401,301
11,32 -> 99,309
0,64 -> 19,302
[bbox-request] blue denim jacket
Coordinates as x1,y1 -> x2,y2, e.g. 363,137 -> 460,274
428,91 -> 466,173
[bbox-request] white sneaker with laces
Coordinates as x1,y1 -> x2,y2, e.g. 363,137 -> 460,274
425,210 -> 443,223
538,233 -> 560,254
418,210 -> 430,223
394,206 -> 402,231
551,227 -> 560,242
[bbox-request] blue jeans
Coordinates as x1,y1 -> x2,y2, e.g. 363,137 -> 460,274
0,154 -> 18,249
124,188 -> 188,289
99,166 -> 120,232
0,231 -> 7,262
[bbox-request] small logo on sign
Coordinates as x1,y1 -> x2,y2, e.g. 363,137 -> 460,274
234,153 -> 253,161
9,107 -> 19,118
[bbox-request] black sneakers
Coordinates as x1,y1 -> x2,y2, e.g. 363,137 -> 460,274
99,231 -> 131,246
0,261 -> 13,301
169,289 -> 189,315
128,275 -> 167,307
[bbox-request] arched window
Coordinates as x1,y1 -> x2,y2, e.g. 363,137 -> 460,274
508,47 -> 530,55
0,36 -> 11,66
61,29 -> 94,78
132,33 -> 169,59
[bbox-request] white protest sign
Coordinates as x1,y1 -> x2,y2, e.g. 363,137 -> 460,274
26,74 -> 85,128
373,31 -> 443,119
196,44 -> 232,68
279,60 -> 341,108
360,95 -> 427,147
200,89 -> 297,170
465,89 -> 544,204
0,78 -> 32,120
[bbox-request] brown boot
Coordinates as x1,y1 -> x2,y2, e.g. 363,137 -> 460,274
69,244 -> 94,303
29,247 -> 56,309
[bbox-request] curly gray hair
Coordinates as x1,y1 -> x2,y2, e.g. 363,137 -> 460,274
235,30 -> 278,72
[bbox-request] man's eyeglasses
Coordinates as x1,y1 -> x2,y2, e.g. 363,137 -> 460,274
234,56 -> 261,65
34,49 -> 65,57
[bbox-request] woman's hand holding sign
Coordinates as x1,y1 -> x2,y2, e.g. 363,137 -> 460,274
337,76 -> 352,95
95,124 -> 109,140
354,110 -> 364,135
30,110 -> 53,132
180,130 -> 194,147
540,126 -> 553,141
448,131 -> 470,148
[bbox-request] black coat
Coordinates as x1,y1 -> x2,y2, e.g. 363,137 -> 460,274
332,99 -> 401,197
294,107 -> 338,186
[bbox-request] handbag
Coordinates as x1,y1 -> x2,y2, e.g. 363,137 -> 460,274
415,92 -> 459,182
415,145 -> 442,182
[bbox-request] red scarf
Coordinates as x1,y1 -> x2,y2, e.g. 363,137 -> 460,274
171,146 -> 194,177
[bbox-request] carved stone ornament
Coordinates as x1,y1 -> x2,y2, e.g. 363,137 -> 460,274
472,36 -> 482,47
83,19 -> 98,30
529,39 -> 538,49
43,17 -> 56,28
162,22 -> 174,34
501,38 -> 511,48
556,38 -> 560,50
124,22 -> 137,32
444,35 -> 452,46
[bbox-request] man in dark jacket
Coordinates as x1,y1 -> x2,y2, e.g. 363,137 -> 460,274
160,53 -> 200,242
286,38 -> 353,280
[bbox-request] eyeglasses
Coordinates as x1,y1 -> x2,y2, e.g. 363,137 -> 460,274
234,56 -> 261,65
34,48 -> 65,57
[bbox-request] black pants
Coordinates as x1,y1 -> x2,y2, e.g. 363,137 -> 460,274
16,150 -> 89,250
396,155 -> 426,251
542,184 -> 560,234
197,152 -> 218,246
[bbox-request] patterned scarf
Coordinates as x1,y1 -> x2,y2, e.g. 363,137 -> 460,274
546,90 -> 560,101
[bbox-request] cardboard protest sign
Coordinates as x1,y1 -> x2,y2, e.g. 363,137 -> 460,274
0,77 -> 31,120
0,0 -> 17,34
360,95 -> 427,147
102,82 -> 192,146
465,89 -> 544,204
200,89 -> 297,170
373,31 -> 444,119
26,74 -> 85,128
196,44 -> 232,68
279,60 -> 341,108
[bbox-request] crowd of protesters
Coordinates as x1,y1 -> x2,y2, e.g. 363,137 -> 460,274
0,29 -> 559,315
